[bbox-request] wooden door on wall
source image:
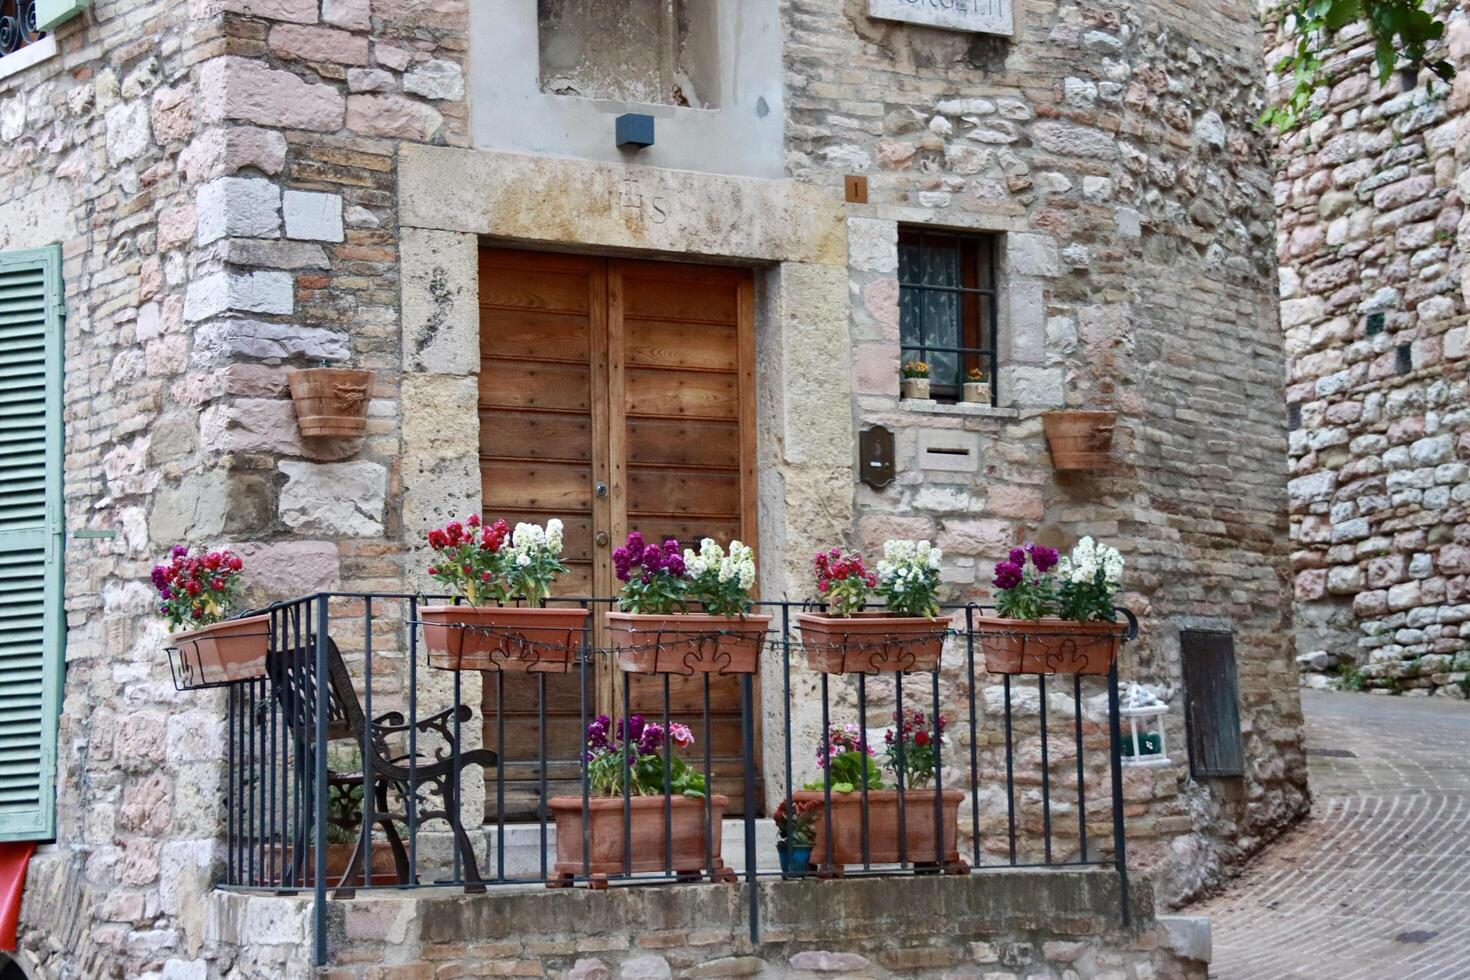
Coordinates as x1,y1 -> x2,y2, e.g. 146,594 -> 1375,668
478,248 -> 760,820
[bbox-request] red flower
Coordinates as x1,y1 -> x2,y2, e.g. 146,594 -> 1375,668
915,731 -> 930,747
227,554 -> 243,571
427,565 -> 438,576
467,513 -> 481,528
210,578 -> 225,591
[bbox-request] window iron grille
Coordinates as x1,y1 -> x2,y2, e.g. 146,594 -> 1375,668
898,228 -> 999,404
0,0 -> 45,58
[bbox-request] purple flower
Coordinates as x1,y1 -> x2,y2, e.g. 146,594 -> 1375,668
666,554 -> 685,576
1027,543 -> 1060,573
637,722 -> 665,755
586,715 -> 612,751
993,560 -> 1024,591
171,545 -> 188,558
159,586 -> 172,601
1008,547 -> 1026,566
641,545 -> 661,567
626,532 -> 645,554
662,539 -> 680,556
151,565 -> 168,589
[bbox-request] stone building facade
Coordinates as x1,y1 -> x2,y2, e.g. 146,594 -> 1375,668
0,0 -> 1301,975
1264,3 -> 1470,695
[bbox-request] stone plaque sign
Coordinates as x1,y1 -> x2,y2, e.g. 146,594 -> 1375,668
867,0 -> 1012,35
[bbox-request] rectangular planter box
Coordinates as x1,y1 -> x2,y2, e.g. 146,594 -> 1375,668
171,614 -> 271,688
607,612 -> 771,675
974,616 -> 1125,675
795,612 -> 947,673
795,789 -> 963,870
419,606 -> 589,673
547,794 -> 730,882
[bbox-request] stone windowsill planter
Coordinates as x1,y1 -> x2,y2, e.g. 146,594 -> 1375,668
795,789 -> 965,872
607,611 -> 772,675
170,614 -> 271,689
287,368 -> 374,438
546,795 -> 733,885
900,377 -> 931,400
419,605 -> 589,673
1041,410 -> 1117,470
974,616 -> 1126,675
795,612 -> 948,673
963,381 -> 991,404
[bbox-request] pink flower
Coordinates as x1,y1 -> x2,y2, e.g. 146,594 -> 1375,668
668,723 -> 694,748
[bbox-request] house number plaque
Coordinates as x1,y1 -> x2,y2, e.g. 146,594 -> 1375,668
859,425 -> 896,490
867,0 -> 1013,35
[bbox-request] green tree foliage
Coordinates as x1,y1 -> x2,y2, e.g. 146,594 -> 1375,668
1263,0 -> 1455,131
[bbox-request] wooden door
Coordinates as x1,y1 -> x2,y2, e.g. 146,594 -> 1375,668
478,249 -> 760,821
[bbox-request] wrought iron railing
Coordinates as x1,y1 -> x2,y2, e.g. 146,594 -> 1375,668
185,594 -> 1139,967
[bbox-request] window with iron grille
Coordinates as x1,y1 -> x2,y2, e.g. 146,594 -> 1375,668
898,227 -> 999,404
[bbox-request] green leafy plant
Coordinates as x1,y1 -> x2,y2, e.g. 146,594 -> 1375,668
583,715 -> 706,798
1336,662 -> 1366,691
883,709 -> 947,789
683,538 -> 757,617
874,539 -> 943,618
1263,0 -> 1454,131
804,724 -> 886,793
772,797 -> 820,846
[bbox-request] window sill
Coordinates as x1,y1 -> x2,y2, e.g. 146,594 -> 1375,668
0,36 -> 59,83
896,398 -> 1019,419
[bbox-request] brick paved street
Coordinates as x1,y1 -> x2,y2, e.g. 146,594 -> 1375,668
1196,690 -> 1470,979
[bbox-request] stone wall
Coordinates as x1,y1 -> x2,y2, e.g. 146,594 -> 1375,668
1263,3 -> 1470,695
1,0 -> 1304,975
206,873 -> 1210,980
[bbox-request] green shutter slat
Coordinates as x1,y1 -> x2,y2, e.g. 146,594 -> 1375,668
0,245 -> 63,843
34,0 -> 88,31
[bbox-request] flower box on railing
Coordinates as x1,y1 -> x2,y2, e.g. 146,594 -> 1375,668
546,795 -> 733,886
797,789 -> 965,873
606,612 -> 770,675
419,605 -> 588,673
795,612 -> 947,673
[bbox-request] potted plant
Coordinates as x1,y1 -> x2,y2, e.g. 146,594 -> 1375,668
547,715 -> 731,885
418,515 -> 589,672
963,367 -> 991,404
900,360 -> 931,400
975,538 -> 1128,675
796,542 -> 950,673
794,717 -> 963,872
156,546 -> 266,687
286,367 -> 374,438
772,797 -> 819,879
607,534 -> 771,675
1041,410 -> 1117,470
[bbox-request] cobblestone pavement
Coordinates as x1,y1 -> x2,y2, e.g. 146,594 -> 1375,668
1196,690 -> 1470,979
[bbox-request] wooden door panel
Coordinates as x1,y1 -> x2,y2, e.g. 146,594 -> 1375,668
478,411 -> 593,463
625,368 -> 738,420
626,418 -> 740,468
627,470 -> 740,518
486,310 -> 592,361
480,362 -> 592,414
625,320 -> 739,371
480,249 -> 761,822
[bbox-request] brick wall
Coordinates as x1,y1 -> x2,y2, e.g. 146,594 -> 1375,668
1264,2 -> 1470,695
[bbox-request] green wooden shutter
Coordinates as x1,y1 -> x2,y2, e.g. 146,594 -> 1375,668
34,0 -> 88,32
0,246 -> 65,841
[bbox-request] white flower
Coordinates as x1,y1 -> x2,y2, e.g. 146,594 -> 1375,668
516,552 -> 532,567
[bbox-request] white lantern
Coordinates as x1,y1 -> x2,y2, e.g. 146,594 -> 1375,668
1119,683 -> 1170,768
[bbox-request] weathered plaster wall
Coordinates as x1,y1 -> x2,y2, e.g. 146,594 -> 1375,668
1263,3 -> 1470,696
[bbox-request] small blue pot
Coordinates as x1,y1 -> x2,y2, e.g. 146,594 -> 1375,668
777,841 -> 813,879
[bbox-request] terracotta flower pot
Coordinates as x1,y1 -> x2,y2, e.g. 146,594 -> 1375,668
795,612 -> 948,673
900,377 -> 931,400
547,794 -> 730,881
607,612 -> 771,675
287,368 -> 373,438
171,614 -> 271,688
974,616 -> 1126,675
263,839 -> 402,887
795,789 -> 963,869
1042,410 -> 1117,470
419,606 -> 589,673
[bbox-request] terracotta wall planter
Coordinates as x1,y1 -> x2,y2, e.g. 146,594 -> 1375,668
171,614 -> 271,688
794,789 -> 963,870
1042,410 -> 1116,470
287,368 -> 373,438
795,612 -> 947,673
974,616 -> 1126,675
547,794 -> 730,883
419,606 -> 589,672
607,612 -> 771,675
